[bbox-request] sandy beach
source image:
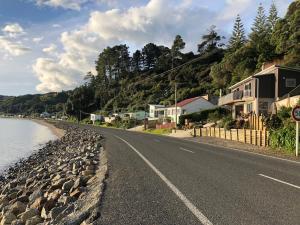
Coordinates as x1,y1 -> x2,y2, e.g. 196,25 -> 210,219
32,119 -> 65,139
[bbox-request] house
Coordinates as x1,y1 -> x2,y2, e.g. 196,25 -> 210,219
40,112 -> 50,118
166,96 -> 216,123
149,96 -> 216,124
218,65 -> 300,118
149,104 -> 166,118
90,114 -> 103,124
122,111 -> 149,121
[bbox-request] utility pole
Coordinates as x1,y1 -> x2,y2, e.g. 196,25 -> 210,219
175,82 -> 177,133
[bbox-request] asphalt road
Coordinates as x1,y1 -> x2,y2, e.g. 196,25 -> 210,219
86,126 -> 300,225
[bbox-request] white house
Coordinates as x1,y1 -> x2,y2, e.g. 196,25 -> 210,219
90,114 -> 103,124
149,104 -> 166,118
166,96 -> 216,123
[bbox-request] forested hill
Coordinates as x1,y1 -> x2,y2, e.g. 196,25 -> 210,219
0,1 -> 299,117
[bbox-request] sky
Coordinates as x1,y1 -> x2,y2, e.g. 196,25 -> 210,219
0,0 -> 294,96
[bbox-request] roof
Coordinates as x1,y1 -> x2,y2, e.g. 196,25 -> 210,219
229,65 -> 300,90
176,96 -> 203,107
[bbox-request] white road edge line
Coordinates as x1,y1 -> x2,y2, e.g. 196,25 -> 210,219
114,135 -> 213,225
258,174 -> 300,190
179,147 -> 195,153
185,139 -> 300,165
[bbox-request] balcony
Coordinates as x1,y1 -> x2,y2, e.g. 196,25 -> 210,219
218,90 -> 244,106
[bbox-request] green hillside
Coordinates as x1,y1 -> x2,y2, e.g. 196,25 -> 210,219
0,1 -> 299,117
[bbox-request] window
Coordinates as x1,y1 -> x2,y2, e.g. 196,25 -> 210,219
244,83 -> 252,97
286,78 -> 296,88
246,103 -> 253,113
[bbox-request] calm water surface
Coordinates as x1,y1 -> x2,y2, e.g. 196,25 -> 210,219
0,118 -> 57,172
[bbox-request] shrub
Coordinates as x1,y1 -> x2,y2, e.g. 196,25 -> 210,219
224,118 -> 236,130
277,106 -> 292,120
179,107 -> 229,125
269,120 -> 296,153
263,114 -> 282,130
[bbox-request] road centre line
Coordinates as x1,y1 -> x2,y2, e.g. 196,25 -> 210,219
114,135 -> 213,225
179,147 -> 195,153
258,174 -> 300,190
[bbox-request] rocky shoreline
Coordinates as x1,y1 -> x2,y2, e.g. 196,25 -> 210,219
0,124 -> 108,225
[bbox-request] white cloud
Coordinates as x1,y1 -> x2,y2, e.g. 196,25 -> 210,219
2,23 -> 25,37
33,0 -> 217,92
43,43 -> 58,55
0,36 -> 31,56
33,58 -> 80,92
33,36 -> 44,43
217,0 -> 252,21
52,24 -> 62,28
35,0 -> 88,10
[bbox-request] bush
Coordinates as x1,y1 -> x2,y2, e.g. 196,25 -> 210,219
277,106 -> 292,120
179,107 -> 229,125
264,114 -> 282,130
224,118 -> 236,130
269,120 -> 296,153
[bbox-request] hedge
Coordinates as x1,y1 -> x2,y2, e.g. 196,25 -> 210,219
179,107 -> 229,125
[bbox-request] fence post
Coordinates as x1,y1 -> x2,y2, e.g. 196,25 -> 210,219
255,130 -> 257,145
219,127 -> 221,138
264,130 -> 267,146
230,129 -> 232,140
237,129 -> 239,142
193,127 -> 196,137
200,128 -> 202,137
206,127 -> 208,136
224,128 -> 227,139
250,129 -> 252,144
209,127 -> 211,136
244,129 -> 246,143
259,130 -> 262,146
213,127 -> 216,137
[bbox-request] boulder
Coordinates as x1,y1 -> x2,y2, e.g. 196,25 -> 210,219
30,197 -> 46,211
24,216 -> 42,225
10,201 -> 26,215
0,212 -> 17,225
62,180 -> 74,192
19,208 -> 38,222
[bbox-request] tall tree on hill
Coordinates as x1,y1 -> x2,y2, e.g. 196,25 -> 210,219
142,43 -> 161,70
198,25 -> 224,55
228,14 -> 246,51
249,3 -> 268,42
268,1 -> 279,31
131,50 -> 143,73
171,35 -> 185,60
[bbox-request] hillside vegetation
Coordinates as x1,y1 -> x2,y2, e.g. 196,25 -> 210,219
0,1 -> 299,117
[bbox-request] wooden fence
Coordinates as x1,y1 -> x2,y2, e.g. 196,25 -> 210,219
248,114 -> 266,131
194,127 -> 269,147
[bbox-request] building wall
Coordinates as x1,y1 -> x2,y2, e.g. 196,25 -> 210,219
277,68 -> 300,98
166,98 -> 216,123
258,75 -> 275,98
275,95 -> 300,109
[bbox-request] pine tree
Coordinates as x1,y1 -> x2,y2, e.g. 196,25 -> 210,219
228,14 -> 246,50
250,3 -> 268,42
268,1 -> 279,31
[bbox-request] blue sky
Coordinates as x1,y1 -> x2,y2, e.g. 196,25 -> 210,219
0,0 -> 293,96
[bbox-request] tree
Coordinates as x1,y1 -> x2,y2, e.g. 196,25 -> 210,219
228,14 -> 246,51
268,1 -> 279,31
198,25 -> 224,54
171,35 -> 185,57
131,50 -> 142,72
249,3 -> 268,42
142,43 -> 161,70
